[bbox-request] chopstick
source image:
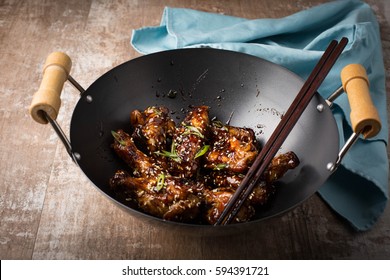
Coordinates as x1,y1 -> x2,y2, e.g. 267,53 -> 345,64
215,37 -> 349,226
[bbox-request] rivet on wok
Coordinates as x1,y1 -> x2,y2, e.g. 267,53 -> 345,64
73,152 -> 81,161
317,104 -> 324,112
326,162 -> 335,172
86,95 -> 93,103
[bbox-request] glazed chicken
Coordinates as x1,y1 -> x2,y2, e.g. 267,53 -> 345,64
109,105 -> 300,225
167,105 -> 210,178
130,106 -> 176,154
110,170 -> 205,222
111,129 -> 162,177
203,151 -> 300,224
204,121 -> 259,173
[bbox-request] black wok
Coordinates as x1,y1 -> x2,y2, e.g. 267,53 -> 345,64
30,48 -> 380,232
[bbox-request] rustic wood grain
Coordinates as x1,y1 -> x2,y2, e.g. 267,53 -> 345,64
0,0 -> 389,260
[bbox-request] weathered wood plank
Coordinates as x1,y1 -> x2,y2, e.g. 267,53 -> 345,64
0,0 -> 389,260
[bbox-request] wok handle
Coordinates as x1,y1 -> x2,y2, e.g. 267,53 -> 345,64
341,64 -> 381,138
29,52 -> 72,124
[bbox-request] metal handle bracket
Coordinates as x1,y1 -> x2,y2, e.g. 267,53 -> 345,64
325,64 -> 381,173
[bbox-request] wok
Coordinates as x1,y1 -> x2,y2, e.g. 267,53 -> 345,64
30,48 -> 381,231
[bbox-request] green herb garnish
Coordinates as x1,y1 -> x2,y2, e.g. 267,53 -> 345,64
194,145 -> 210,159
182,124 -> 204,138
155,173 -> 165,191
154,142 -> 182,163
212,120 -> 228,131
212,120 -> 223,128
111,131 -> 126,145
213,163 -> 228,170
151,107 -> 162,116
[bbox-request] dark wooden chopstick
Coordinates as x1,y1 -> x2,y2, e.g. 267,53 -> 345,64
215,37 -> 349,226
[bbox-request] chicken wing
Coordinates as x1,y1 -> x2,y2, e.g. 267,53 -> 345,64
109,170 -> 205,222
203,187 -> 255,224
204,121 -> 258,173
111,129 -> 162,177
130,106 -> 176,154
202,151 -> 299,224
161,106 -> 210,178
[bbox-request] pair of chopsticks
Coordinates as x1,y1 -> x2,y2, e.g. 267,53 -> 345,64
215,37 -> 349,226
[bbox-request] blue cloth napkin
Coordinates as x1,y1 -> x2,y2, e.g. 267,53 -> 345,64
131,0 -> 388,231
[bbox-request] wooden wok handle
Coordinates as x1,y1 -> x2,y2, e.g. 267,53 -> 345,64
341,64 -> 381,139
29,52 -> 72,124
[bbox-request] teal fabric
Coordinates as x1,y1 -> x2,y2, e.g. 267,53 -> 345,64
131,0 -> 388,231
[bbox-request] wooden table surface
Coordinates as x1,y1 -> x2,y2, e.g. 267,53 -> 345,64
1,0 -> 389,260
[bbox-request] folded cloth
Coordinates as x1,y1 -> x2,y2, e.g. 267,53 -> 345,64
131,0 -> 388,231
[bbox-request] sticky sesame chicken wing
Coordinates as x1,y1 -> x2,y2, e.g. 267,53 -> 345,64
203,187 -> 255,224
111,129 -> 162,177
202,151 -> 299,224
206,151 -> 300,189
163,106 -> 210,178
263,151 -> 300,183
109,170 -> 205,222
203,122 -> 258,173
130,106 -> 176,154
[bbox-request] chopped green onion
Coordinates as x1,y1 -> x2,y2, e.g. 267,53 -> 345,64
182,124 -> 204,138
155,173 -> 165,191
212,120 -> 223,128
111,131 -> 126,145
212,120 -> 228,131
170,141 -> 176,154
213,163 -> 228,170
151,107 -> 162,116
154,142 -> 182,163
194,145 -> 210,159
